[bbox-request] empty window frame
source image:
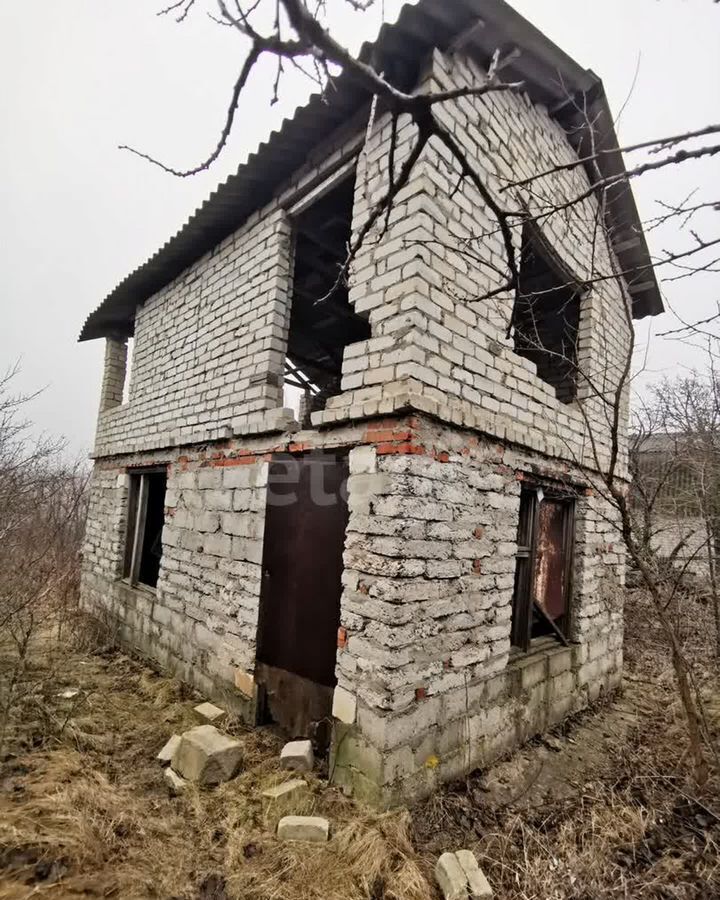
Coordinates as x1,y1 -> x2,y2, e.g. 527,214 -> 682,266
285,162 -> 371,424
123,468 -> 168,589
512,225 -> 583,404
511,484 -> 576,652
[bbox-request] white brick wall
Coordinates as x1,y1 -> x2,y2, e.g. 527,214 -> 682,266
317,50 -> 633,478
82,411 -> 625,801
94,210 -> 293,457
82,52 -> 637,802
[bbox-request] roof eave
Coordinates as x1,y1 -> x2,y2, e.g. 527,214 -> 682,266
79,0 -> 662,342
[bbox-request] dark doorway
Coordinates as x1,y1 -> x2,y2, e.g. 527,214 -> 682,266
255,452 -> 349,748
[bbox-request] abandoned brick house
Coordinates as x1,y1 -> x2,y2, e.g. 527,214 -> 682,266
79,0 -> 663,802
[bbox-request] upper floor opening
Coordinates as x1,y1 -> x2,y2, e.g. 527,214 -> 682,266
283,164 -> 370,424
511,225 -> 584,405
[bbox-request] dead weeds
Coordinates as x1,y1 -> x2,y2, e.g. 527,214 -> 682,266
413,589 -> 720,899
1,594 -> 719,899
0,627 -> 435,900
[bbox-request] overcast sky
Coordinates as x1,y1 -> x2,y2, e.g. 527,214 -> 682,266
1,0 -> 718,457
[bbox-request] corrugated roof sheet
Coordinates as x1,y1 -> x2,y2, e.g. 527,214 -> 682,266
79,0 -> 663,342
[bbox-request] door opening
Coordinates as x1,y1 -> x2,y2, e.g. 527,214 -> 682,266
255,451 -> 349,752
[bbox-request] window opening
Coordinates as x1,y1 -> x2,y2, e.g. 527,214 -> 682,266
512,226 -> 582,404
124,468 -> 167,589
511,483 -> 576,652
286,167 -> 370,426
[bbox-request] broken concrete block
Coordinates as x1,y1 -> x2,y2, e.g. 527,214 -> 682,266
262,778 -> 308,801
157,734 -> 181,766
280,740 -> 314,772
193,701 -> 226,723
164,767 -> 188,795
280,739 -> 314,772
435,852 -> 469,900
277,815 -> 329,843
455,850 -> 493,898
171,725 -> 242,785
332,685 -> 357,724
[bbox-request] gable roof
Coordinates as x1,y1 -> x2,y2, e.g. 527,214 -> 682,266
79,0 -> 663,342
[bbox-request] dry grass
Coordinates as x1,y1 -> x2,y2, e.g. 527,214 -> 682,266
414,589 -> 720,899
0,625 -> 436,900
1,593 -> 719,899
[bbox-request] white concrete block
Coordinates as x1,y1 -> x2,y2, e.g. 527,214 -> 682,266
172,725 -> 242,785
332,686 -> 357,724
436,852 -> 469,900
277,815 -> 329,843
456,850 -> 493,898
280,739 -> 314,773
262,778 -> 308,801
194,702 -> 226,723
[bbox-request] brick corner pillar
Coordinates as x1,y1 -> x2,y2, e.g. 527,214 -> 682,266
99,335 -> 128,412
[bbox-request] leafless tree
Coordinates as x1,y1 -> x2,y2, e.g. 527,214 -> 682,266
0,366 -> 89,754
632,359 -> 720,660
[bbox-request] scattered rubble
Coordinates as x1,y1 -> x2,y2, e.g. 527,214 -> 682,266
193,701 -> 226,723
280,739 -> 314,772
164,768 -> 188,795
57,688 -> 80,699
171,725 -> 242,785
277,815 -> 329,843
261,778 -> 308,801
436,850 -> 493,899
156,734 -> 181,766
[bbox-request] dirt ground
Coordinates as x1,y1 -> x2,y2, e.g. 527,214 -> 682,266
1,592 -> 718,900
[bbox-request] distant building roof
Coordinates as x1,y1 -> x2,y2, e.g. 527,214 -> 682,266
79,0 -> 663,342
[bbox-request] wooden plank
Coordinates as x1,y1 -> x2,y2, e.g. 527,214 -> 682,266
129,475 -> 148,587
287,158 -> 357,218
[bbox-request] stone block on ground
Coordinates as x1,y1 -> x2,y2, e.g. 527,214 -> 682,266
436,852 -> 469,900
277,815 -> 329,843
193,701 -> 226,723
164,768 -> 188,795
157,734 -> 181,766
171,725 -> 242,785
280,739 -> 314,772
436,851 -> 493,900
262,778 -> 308,801
455,850 -> 493,898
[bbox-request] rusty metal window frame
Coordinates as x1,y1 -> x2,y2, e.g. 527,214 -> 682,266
123,466 -> 167,588
511,481 -> 577,652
